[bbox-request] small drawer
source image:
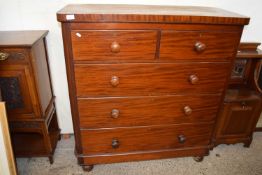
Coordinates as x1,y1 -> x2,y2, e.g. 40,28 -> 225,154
0,48 -> 28,64
81,123 -> 213,154
160,31 -> 241,61
71,30 -> 158,62
78,94 -> 221,128
74,62 -> 230,97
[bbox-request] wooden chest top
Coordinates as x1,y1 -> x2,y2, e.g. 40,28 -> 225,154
0,31 -> 48,48
57,4 -> 249,25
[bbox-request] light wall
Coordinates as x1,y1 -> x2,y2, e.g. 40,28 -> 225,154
0,0 -> 261,133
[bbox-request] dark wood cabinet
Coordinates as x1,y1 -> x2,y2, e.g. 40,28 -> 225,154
0,31 -> 60,163
214,89 -> 262,147
214,43 -> 262,146
0,65 -> 39,118
57,4 -> 249,171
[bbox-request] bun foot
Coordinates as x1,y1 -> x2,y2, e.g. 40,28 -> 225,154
58,134 -> 62,140
82,165 -> 94,172
49,156 -> 54,164
244,138 -> 252,148
193,156 -> 204,162
244,142 -> 251,148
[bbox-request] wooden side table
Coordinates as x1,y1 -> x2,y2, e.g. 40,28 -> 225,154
214,89 -> 262,147
213,43 -> 262,147
0,31 -> 60,163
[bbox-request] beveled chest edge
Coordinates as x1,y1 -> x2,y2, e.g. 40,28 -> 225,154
57,4 -> 249,25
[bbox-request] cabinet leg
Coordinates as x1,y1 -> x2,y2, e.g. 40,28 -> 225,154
193,156 -> 204,162
49,156 -> 54,164
244,141 -> 251,148
58,134 -> 62,141
82,165 -> 94,172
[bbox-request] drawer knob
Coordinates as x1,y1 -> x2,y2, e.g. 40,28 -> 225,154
178,135 -> 186,144
189,74 -> 199,84
111,41 -> 121,53
111,109 -> 120,118
0,52 -> 9,61
183,106 -> 192,115
110,76 -> 119,87
112,139 -> 120,149
241,101 -> 247,109
195,42 -> 206,53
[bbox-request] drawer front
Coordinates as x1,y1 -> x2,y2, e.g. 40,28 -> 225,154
81,123 -> 213,154
71,30 -> 157,61
78,95 -> 221,128
75,63 -> 230,97
0,48 -> 28,64
160,31 -> 241,61
216,99 -> 261,138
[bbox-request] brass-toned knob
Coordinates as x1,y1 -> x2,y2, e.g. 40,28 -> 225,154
110,76 -> 119,87
195,42 -> 206,53
189,74 -> 199,85
178,135 -> 186,144
241,101 -> 247,109
111,41 -> 120,53
111,109 -> 119,118
112,139 -> 120,149
0,52 -> 9,61
183,106 -> 192,115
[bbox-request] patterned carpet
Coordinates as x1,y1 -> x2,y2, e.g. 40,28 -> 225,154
17,132 -> 262,175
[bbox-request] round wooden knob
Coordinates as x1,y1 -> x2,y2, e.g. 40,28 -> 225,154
112,139 -> 120,149
111,41 -> 120,53
195,42 -> 206,53
241,101 -> 247,109
110,76 -> 119,87
189,74 -> 199,84
178,135 -> 186,144
111,109 -> 119,118
183,106 -> 192,115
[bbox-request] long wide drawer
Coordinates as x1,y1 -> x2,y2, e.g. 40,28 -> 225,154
74,63 -> 230,97
160,30 -> 241,61
81,123 -> 213,154
78,94 -> 221,128
71,30 -> 158,61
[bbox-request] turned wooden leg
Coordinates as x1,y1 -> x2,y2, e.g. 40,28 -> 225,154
244,141 -> 251,148
58,134 -> 62,141
82,165 -> 94,172
193,156 -> 204,162
49,156 -> 54,164
243,137 -> 252,148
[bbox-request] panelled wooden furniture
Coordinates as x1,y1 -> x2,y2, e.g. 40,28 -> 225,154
57,4 -> 249,171
214,43 -> 262,146
0,31 -> 60,163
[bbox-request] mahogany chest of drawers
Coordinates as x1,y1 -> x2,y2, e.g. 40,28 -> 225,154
57,4 -> 249,171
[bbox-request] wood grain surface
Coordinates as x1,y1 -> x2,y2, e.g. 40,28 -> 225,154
71,30 -> 158,61
0,31 -> 48,47
81,123 -> 213,154
57,4 -> 249,25
160,30 -> 241,61
81,146 -> 209,165
74,63 -> 231,97
78,94 -> 221,128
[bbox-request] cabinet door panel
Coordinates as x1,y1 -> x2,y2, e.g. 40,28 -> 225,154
218,100 -> 261,138
0,65 -> 36,119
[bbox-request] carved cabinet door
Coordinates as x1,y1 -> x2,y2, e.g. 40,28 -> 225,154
0,65 -> 38,120
217,100 -> 261,139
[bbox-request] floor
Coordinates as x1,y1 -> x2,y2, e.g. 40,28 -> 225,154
256,113 -> 262,128
17,132 -> 262,175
